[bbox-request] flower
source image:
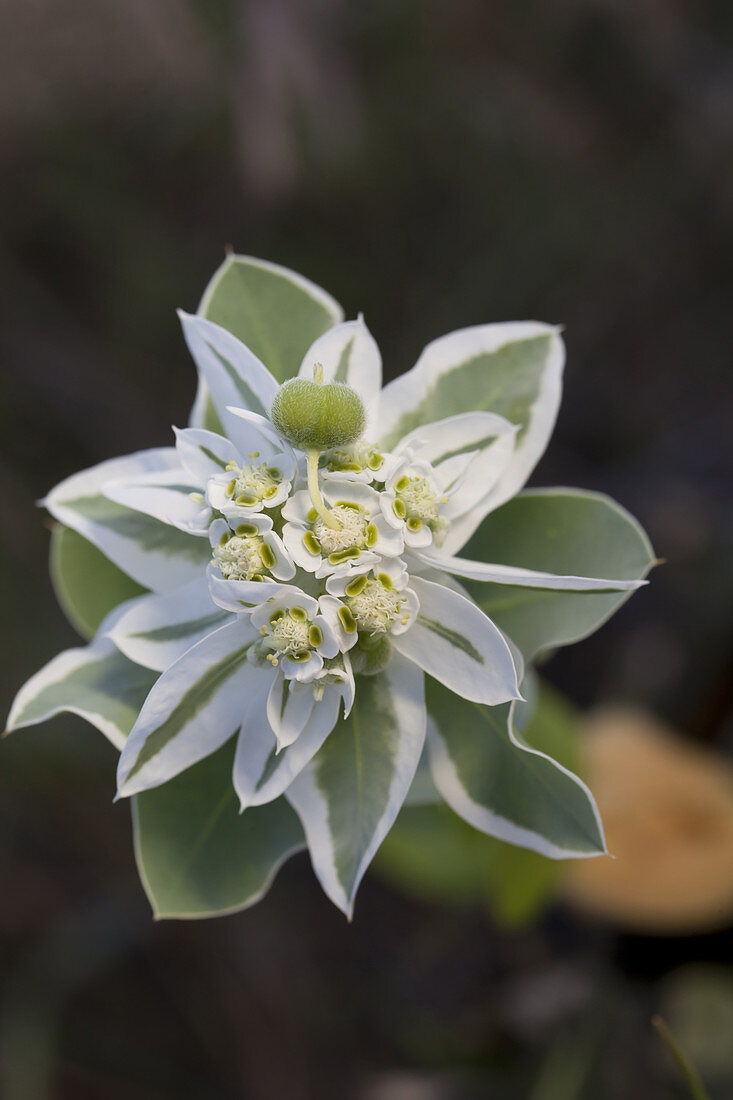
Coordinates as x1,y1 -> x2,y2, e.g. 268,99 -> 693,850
6,255 -> 652,918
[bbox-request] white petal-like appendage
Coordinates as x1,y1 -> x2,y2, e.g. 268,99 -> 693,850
282,523 -> 322,573
393,576 -> 521,706
116,617 -> 259,797
322,478 -> 380,512
298,317 -> 382,430
264,532 -> 297,581
43,448 -> 209,592
108,577 -> 233,671
281,489 -> 314,525
418,550 -> 648,592
286,653 -> 426,917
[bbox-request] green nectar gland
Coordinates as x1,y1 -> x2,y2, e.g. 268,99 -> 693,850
271,373 -> 366,452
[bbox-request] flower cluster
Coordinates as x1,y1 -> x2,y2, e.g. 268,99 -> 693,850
103,312 -> 639,806
7,257 -> 651,918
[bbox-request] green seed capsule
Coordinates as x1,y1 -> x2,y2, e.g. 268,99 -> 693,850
350,634 -> 393,676
270,378 -> 365,451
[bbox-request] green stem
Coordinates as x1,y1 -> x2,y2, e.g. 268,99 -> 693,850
306,450 -> 340,529
652,1017 -> 711,1100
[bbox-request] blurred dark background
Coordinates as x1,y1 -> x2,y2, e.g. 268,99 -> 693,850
1,1 -> 732,1097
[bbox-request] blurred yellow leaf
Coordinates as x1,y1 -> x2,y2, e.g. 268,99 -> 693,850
564,708 -> 733,933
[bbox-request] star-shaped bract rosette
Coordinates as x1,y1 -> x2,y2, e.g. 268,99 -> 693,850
6,254 -> 655,919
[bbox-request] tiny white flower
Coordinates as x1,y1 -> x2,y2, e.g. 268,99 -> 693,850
323,558 -> 418,647
281,479 -> 403,577
205,419 -> 296,520
380,453 -> 451,549
208,516 -> 294,583
250,589 -> 340,682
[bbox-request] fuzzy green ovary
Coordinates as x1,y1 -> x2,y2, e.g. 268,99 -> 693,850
346,577 -> 407,634
213,533 -> 274,581
260,608 -> 315,666
313,504 -> 369,557
226,460 -> 281,506
350,633 -> 392,676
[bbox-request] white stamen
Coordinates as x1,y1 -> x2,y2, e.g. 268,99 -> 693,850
213,535 -> 267,581
347,578 -> 406,634
227,462 -> 281,506
315,505 -> 368,556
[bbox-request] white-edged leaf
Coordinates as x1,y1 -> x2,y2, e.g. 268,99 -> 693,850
103,469 -> 205,535
50,525 -> 147,640
196,253 -> 343,383
419,549 -> 647,591
393,576 -> 521,706
266,676 -> 315,750
206,566 -> 291,612
298,317 -> 382,430
108,577 -> 233,672
133,740 -> 304,919
188,375 -> 224,434
174,427 -> 239,486
116,618 -> 260,797
286,654 -> 426,917
44,449 -> 210,593
236,685 -> 342,810
6,630 -> 156,751
378,322 -> 564,523
426,679 -> 606,858
178,311 -> 279,446
463,488 -> 656,662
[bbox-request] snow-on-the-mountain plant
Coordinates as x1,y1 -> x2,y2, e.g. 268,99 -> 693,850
6,255 -> 654,918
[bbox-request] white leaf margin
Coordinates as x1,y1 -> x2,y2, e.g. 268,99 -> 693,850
427,704 -> 607,860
